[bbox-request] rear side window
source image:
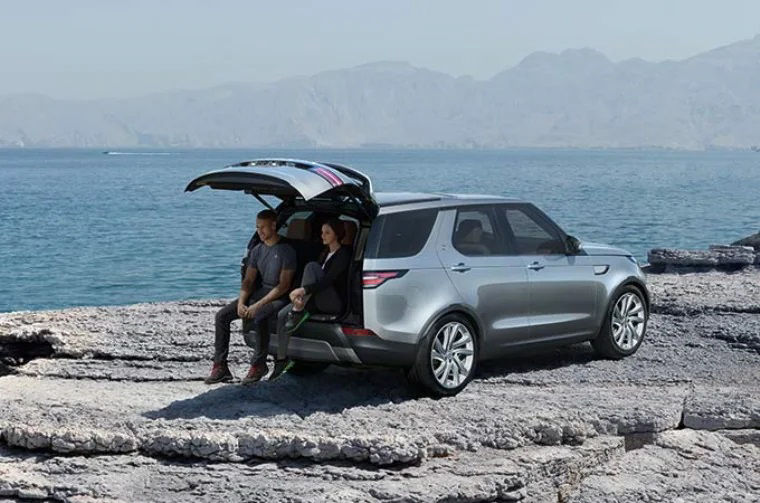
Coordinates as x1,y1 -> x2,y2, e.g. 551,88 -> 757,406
365,209 -> 438,259
452,207 -> 507,256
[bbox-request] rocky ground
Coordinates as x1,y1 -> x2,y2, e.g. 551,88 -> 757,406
0,270 -> 758,502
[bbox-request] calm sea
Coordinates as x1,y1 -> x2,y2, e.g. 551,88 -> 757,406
1,148 -> 758,312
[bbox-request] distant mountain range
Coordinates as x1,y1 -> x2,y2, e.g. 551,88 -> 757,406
2,35 -> 760,149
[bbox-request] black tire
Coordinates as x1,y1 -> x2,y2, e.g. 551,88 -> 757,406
592,284 -> 648,359
287,360 -> 330,377
406,313 -> 479,397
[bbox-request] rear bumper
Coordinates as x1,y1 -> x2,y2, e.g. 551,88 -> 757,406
265,320 -> 416,367
349,333 -> 416,367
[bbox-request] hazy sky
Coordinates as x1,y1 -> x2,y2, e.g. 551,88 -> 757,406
2,0 -> 759,100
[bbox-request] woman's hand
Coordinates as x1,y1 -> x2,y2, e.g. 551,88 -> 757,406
289,287 -> 306,302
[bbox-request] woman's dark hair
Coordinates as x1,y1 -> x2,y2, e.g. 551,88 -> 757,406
323,217 -> 347,243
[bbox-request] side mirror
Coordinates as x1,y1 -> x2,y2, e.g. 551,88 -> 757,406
566,235 -> 582,255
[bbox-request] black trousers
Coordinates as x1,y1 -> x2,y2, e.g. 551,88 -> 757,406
213,288 -> 287,366
275,261 -> 343,359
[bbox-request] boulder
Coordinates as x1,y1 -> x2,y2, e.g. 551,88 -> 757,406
648,246 -> 756,271
732,230 -> 760,251
708,245 -> 757,266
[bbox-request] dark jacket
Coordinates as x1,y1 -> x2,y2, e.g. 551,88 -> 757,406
303,246 -> 351,301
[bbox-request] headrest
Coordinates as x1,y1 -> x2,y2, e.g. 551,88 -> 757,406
457,219 -> 483,243
286,218 -> 311,240
342,220 -> 357,245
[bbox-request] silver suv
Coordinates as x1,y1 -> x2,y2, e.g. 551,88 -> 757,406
187,159 -> 649,396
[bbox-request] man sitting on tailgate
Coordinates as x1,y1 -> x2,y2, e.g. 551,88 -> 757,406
204,209 -> 296,385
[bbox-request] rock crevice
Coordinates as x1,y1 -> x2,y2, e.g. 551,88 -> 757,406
0,333 -> 55,366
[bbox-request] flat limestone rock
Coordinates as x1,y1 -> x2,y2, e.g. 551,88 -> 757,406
0,438 -> 624,502
16,358 -> 212,382
1,271 -> 759,500
683,386 -> 760,430
567,430 -> 760,503
648,268 -> 760,314
648,246 -> 756,270
0,373 -> 687,464
718,428 -> 760,447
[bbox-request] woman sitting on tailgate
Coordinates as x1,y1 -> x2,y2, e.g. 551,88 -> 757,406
269,217 -> 351,380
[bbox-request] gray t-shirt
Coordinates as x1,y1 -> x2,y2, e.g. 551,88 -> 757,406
248,240 -> 297,290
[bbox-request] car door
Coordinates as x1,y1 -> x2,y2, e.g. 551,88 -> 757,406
500,204 -> 598,341
436,206 -> 531,357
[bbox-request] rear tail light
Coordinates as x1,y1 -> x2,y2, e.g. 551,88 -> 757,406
341,327 -> 377,337
362,270 -> 407,289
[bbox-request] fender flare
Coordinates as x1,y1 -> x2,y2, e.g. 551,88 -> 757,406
621,276 -> 650,311
418,304 -> 485,344
592,277 -> 651,341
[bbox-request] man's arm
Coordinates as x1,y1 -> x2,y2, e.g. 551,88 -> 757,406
247,268 -> 295,316
237,266 -> 258,318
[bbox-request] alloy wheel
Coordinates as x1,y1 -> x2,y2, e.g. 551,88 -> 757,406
430,321 -> 475,389
611,292 -> 646,351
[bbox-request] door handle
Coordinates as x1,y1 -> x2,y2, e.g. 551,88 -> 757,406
450,263 -> 471,273
527,261 -> 545,271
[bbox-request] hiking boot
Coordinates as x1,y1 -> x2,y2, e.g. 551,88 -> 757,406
240,363 -> 269,385
204,362 -> 233,384
269,359 -> 295,381
283,309 -> 311,335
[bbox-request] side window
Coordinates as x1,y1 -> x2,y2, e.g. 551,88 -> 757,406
503,206 -> 566,255
365,209 -> 438,259
452,207 -> 506,256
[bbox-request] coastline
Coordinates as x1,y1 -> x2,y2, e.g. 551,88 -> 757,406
1,269 -> 758,501
4,148 -> 759,314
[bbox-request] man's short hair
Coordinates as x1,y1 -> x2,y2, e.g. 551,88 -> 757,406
256,209 -> 277,222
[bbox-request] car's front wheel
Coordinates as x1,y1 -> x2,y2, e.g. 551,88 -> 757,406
592,285 -> 648,359
407,314 -> 478,397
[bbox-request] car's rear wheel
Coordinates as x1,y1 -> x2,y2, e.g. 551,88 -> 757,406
287,360 -> 330,376
407,314 -> 478,397
592,285 -> 648,359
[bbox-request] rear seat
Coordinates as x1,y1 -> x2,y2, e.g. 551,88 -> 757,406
342,220 -> 357,246
285,218 -> 321,286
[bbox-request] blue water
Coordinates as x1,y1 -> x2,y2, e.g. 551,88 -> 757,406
1,148 -> 758,313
